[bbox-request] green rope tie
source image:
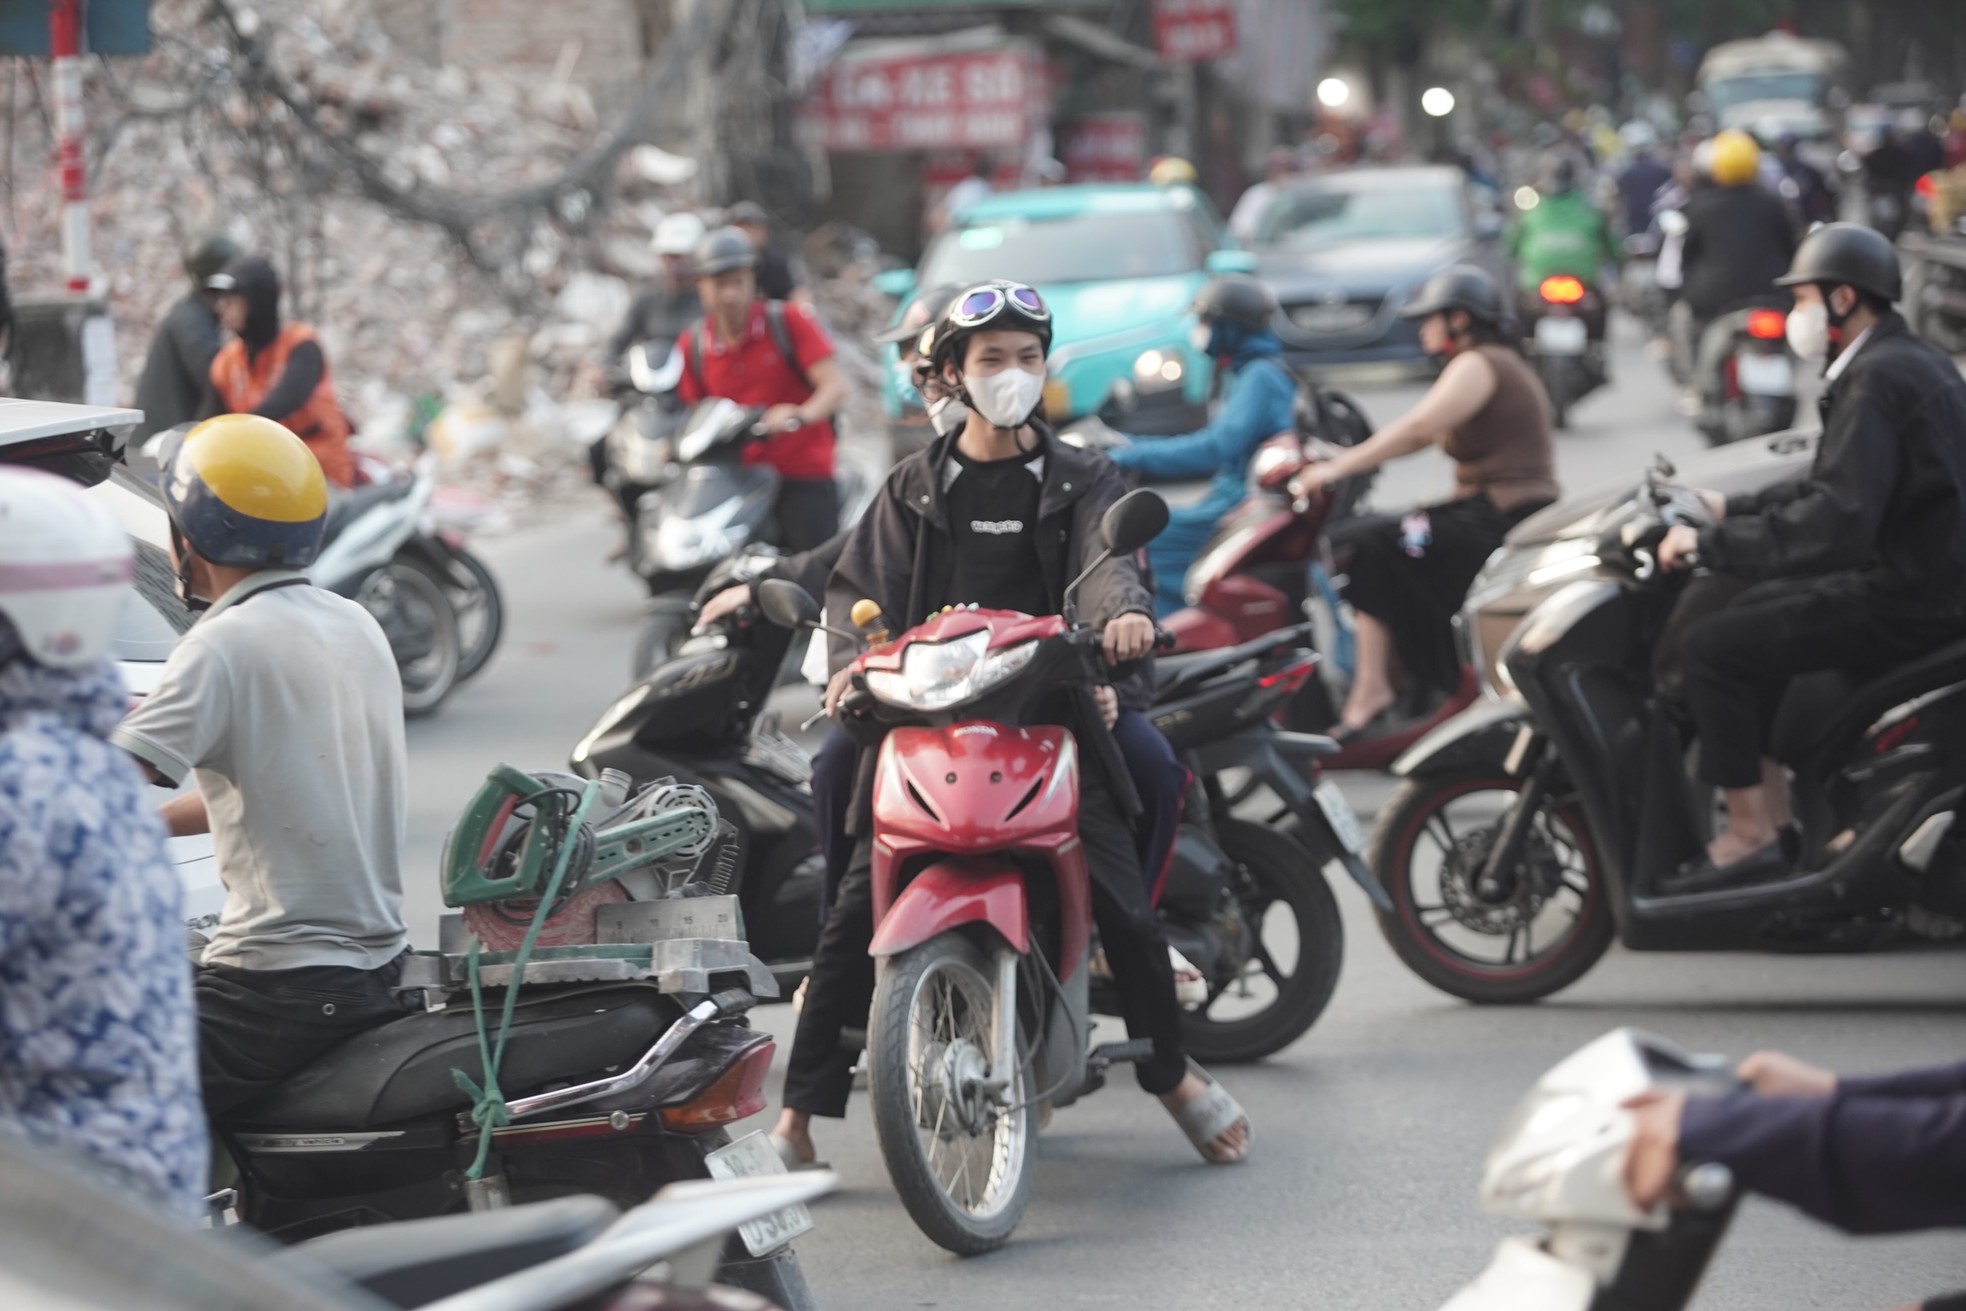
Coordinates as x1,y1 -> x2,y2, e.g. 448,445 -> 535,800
452,781 -> 600,1181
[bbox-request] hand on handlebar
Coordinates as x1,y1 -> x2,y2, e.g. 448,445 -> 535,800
1658,524 -> 1702,573
1737,1050 -> 1837,1099
692,584 -> 752,634
1620,1087 -> 1689,1210
760,404 -> 807,434
1102,612 -> 1157,665
1287,461 -> 1338,501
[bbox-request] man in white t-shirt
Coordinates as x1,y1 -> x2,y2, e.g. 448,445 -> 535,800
113,414 -> 411,1116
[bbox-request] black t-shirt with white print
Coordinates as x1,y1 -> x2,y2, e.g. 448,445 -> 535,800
941,445 -> 1050,616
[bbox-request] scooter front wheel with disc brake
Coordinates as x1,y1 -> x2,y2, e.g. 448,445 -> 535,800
868,932 -> 1036,1255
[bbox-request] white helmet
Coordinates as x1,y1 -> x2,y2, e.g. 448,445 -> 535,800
1619,120 -> 1658,152
1691,137 -> 1718,179
0,468 -> 132,671
652,211 -> 708,256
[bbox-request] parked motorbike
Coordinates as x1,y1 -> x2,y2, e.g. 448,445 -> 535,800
211,767 -> 820,1309
1695,304 -> 1798,447
1372,459 -> 1966,1003
1522,275 -> 1606,429
1438,1028 -> 1742,1311
749,489 -> 1364,1253
600,338 -> 689,562
309,455 -> 462,717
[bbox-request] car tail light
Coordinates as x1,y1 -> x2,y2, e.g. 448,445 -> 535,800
1539,276 -> 1586,305
658,1038 -> 775,1129
1745,309 -> 1786,340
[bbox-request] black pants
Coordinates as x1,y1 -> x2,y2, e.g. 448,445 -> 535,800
784,774 -> 1186,1119
776,478 -> 840,554
196,954 -> 412,1117
1333,495 -> 1548,697
1680,576 -> 1966,789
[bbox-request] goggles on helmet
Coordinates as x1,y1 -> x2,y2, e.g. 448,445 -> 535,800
948,282 -> 1050,329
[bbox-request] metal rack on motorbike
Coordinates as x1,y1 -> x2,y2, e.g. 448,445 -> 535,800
211,765 -> 821,1310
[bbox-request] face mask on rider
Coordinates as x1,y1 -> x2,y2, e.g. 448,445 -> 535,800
965,365 -> 1046,429
1784,300 -> 1829,364
926,394 -> 969,437
1189,321 -> 1213,354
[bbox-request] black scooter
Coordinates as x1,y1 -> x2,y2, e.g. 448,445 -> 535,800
1372,460 -> 1966,1003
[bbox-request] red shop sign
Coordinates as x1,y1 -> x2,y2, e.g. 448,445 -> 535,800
1152,0 -> 1238,64
813,45 -> 1035,153
1062,112 -> 1147,182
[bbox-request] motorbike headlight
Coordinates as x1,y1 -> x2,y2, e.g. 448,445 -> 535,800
1132,348 -> 1186,392
863,633 -> 1037,712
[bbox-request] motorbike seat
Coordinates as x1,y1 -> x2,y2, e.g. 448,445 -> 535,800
285,1195 -> 620,1309
1154,626 -> 1315,701
1770,637 -> 1966,764
224,986 -> 672,1132
320,479 -> 416,546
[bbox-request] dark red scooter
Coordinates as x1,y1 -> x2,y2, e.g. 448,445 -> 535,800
1160,401 -> 1477,772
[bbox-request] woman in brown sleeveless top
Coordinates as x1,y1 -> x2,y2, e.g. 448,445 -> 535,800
1288,265 -> 1558,737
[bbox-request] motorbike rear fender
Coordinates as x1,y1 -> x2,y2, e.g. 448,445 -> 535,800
1162,605 -> 1240,654
1393,696 -> 1532,778
868,859 -> 1029,960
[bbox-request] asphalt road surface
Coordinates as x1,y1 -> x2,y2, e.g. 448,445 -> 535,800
400,320 -> 1963,1311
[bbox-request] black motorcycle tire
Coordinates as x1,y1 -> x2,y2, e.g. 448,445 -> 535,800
1370,771 -> 1614,1005
443,547 -> 504,683
868,931 -> 1037,1256
364,561 -> 461,718
1540,355 -> 1571,430
632,597 -> 697,679
1179,819 -> 1344,1063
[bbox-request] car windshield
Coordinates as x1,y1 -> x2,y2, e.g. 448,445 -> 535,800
920,209 -> 1204,286
1705,72 -> 1822,110
1256,183 -> 1463,248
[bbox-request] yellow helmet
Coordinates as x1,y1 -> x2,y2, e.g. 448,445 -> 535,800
160,414 -> 329,569
1147,156 -> 1199,187
1710,129 -> 1761,187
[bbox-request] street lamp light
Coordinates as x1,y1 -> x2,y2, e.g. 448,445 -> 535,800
1422,86 -> 1456,118
1317,77 -> 1351,109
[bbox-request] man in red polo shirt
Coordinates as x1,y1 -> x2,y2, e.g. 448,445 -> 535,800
678,226 -> 849,550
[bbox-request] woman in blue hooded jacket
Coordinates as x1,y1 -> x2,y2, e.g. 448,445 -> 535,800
1106,275 -> 1298,615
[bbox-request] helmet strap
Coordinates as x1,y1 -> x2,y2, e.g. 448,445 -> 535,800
170,525 -> 212,613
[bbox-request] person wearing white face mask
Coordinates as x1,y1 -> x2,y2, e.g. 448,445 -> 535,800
769,280 -> 1253,1171
1654,224 -> 1966,893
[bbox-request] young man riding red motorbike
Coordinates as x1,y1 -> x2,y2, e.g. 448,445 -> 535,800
768,280 -> 1251,1173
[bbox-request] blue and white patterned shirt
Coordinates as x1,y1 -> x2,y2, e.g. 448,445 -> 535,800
0,660 -> 207,1218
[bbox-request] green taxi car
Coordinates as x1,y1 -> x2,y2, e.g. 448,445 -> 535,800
878,184 -> 1255,439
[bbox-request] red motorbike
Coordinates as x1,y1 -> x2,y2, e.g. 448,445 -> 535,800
755,490 -> 1350,1255
1161,396 -> 1477,772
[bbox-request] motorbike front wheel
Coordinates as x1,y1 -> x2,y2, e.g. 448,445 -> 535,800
359,563 -> 461,718
1539,354 -> 1572,430
1179,819 -> 1343,1063
1369,771 -> 1613,1004
868,932 -> 1036,1256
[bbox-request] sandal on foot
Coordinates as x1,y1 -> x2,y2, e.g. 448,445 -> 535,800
1167,1062 -> 1251,1165
1170,946 -> 1209,1008
771,1133 -> 831,1173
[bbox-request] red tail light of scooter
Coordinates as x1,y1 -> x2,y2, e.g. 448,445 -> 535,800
1745,309 -> 1787,341
1258,655 -> 1317,697
658,1038 -> 775,1129
1539,276 -> 1586,305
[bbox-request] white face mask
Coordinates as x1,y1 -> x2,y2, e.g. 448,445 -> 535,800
1785,301 -> 1829,363
964,366 -> 1047,429
1189,321 -> 1213,353
926,394 -> 969,437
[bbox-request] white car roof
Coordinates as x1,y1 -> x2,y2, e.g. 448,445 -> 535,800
0,398 -> 143,443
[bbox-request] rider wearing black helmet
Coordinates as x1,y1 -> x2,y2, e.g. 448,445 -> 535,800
1290,264 -> 1558,737
1658,223 -> 1966,891
134,233 -> 241,439
771,280 -> 1253,1172
1104,273 -> 1297,614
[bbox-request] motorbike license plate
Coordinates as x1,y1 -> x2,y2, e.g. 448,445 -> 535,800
1314,780 -> 1367,855
1533,315 -> 1588,355
705,1132 -> 815,1256
1735,350 -> 1794,397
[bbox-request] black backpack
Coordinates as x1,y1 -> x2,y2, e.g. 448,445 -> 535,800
685,300 -> 809,393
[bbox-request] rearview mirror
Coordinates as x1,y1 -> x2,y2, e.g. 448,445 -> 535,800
1101,489 -> 1170,557
756,579 -> 821,630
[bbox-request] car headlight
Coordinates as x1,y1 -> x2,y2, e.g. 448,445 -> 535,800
863,632 -> 1038,711
1132,348 -> 1186,392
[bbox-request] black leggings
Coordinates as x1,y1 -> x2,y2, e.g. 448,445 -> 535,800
783,772 -> 1186,1119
